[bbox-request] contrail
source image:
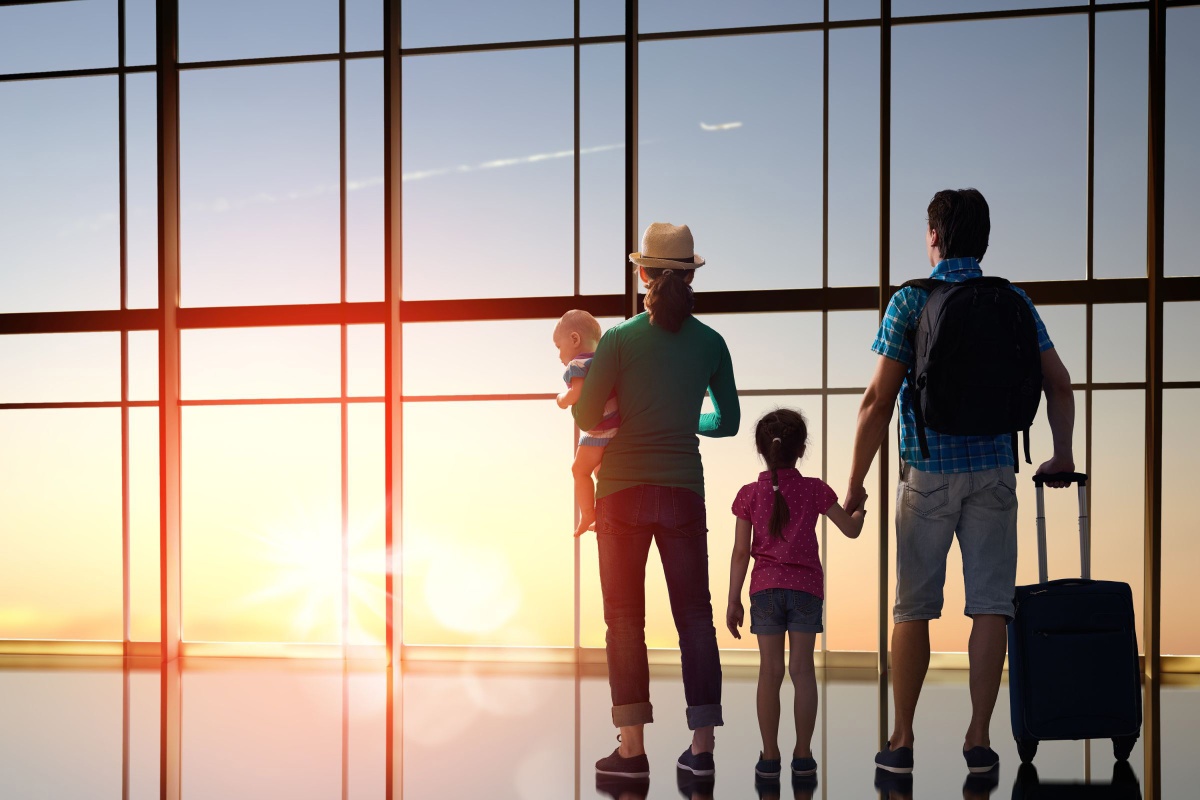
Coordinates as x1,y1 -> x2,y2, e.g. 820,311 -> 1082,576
699,121 -> 742,132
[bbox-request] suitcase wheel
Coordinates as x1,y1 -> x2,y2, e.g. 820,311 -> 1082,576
1113,734 -> 1138,762
1016,737 -> 1038,764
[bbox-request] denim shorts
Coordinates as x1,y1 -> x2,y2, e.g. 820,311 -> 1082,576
749,588 -> 824,635
894,463 -> 1018,623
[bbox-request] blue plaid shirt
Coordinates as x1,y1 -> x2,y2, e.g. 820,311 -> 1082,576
871,257 -> 1054,474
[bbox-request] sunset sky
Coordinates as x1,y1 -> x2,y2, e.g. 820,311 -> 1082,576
0,1 -> 1197,657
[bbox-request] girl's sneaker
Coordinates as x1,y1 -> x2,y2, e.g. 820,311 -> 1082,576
754,752 -> 781,778
790,755 -> 818,777
676,747 -> 715,776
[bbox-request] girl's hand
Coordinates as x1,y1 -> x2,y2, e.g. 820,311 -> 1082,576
726,600 -> 744,639
851,508 -> 867,537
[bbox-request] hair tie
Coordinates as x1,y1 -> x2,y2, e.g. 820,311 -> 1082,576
772,484 -> 779,492
771,437 -> 781,444
662,268 -> 674,276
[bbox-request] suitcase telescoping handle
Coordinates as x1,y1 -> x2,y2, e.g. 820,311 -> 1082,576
1031,472 -> 1089,584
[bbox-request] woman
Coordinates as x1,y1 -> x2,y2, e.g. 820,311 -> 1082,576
573,222 -> 740,779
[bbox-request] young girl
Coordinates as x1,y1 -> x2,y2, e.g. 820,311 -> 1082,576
726,409 -> 865,780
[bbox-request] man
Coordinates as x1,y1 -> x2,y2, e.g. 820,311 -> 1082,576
844,188 -> 1075,776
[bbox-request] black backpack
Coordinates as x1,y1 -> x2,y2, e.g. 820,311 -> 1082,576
901,276 -> 1043,470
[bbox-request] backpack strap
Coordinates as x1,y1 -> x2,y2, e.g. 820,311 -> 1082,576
898,279 -> 940,461
1024,428 -> 1032,465
1011,432 -> 1020,474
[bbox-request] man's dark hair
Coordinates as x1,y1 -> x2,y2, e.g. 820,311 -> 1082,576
927,188 -> 990,261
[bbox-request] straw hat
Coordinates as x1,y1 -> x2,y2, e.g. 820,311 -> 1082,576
628,222 -> 705,269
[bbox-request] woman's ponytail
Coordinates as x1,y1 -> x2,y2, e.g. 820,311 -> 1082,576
642,267 -> 695,333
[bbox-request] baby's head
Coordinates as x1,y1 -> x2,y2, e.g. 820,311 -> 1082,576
553,309 -> 602,366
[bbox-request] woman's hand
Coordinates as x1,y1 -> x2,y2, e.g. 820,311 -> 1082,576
726,599 -> 744,639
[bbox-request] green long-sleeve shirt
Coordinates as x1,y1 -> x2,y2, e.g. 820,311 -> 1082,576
572,312 -> 740,500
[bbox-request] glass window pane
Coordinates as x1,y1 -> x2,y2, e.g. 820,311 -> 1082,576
1036,305 -> 1087,387
347,58 -> 384,302
0,409 -> 122,640
402,49 -> 573,300
0,333 -> 120,403
1094,10 -> 1148,279
695,313 -> 822,390
179,0 -> 338,62
580,43 -> 626,297
892,16 -> 1087,283
181,63 -> 340,307
1092,391 -> 1145,648
126,0 -> 157,67
1163,390 -> 1200,654
829,26 -> 880,288
403,401 -> 573,647
582,0 -> 623,37
1165,302 -> 1200,382
895,0 -> 1078,14
639,0 -> 821,33
825,393 -> 879,652
182,668 -> 342,795
828,311 -> 881,389
831,0 -> 879,20
1093,303 -> 1145,384
347,0 -> 383,51
1166,7 -> 1200,277
182,405 -> 342,643
130,407 -> 161,642
405,318 -> 602,397
126,73 -> 159,310
1164,686 -> 1200,793
347,324 -> 384,398
1,76 -> 119,313
348,404 -> 386,646
183,326 -> 341,400
401,0 -> 571,48
0,0 -> 116,74
128,330 -> 159,402
639,33 -> 823,292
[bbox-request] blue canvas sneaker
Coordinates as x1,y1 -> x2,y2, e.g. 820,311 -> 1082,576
963,746 -> 1000,774
790,755 -> 817,777
754,752 -> 781,779
676,747 -> 716,776
874,743 -> 914,774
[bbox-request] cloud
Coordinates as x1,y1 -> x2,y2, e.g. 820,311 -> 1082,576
699,121 -> 743,132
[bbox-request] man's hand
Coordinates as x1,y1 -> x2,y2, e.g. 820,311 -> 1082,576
844,483 -> 868,515
726,600 -> 743,640
1034,454 -> 1075,489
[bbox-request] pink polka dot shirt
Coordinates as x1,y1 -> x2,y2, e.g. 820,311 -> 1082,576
731,468 -> 837,598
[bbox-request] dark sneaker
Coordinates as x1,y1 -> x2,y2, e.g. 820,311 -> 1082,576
676,747 -> 715,776
963,746 -> 999,774
754,752 -> 781,779
874,743 -> 914,774
596,747 -> 650,778
790,755 -> 817,777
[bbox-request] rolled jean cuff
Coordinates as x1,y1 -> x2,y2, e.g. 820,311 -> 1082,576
685,704 -> 724,730
612,701 -> 653,728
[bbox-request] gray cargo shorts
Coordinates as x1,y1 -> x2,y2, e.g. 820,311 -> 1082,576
893,462 -> 1018,623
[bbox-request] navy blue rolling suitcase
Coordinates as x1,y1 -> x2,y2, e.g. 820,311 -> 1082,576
1007,473 -> 1142,765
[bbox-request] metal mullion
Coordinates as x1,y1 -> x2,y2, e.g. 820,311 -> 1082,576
572,0 -> 582,669
179,397 -> 378,406
338,6 -> 350,800
1144,1 -> 1166,797
119,0 -> 132,662
0,64 -> 158,83
877,0 -> 892,753
625,0 -> 638,320
383,1 -> 402,798
1085,0 -> 1095,614
400,35 -> 621,58
821,0 -> 830,664
0,401 -> 157,410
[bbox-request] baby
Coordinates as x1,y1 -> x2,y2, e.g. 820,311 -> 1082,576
554,310 -> 620,537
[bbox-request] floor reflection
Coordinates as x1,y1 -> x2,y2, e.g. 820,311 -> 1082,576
0,656 -> 1195,799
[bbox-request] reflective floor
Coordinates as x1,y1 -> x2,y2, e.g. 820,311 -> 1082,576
1,657 -> 1197,799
